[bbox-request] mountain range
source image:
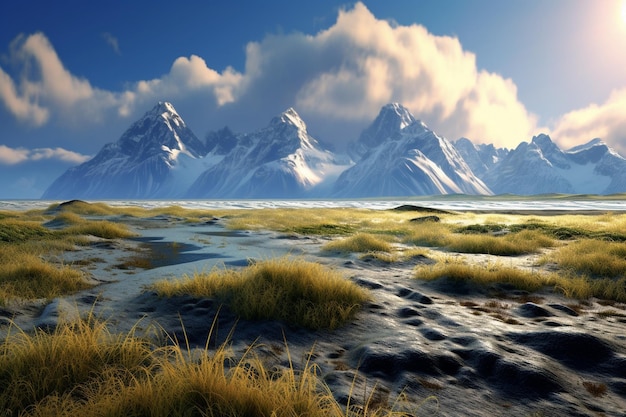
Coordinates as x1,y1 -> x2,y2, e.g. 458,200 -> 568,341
42,102 -> 626,199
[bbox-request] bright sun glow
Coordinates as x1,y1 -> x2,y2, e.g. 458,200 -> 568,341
622,0 -> 626,23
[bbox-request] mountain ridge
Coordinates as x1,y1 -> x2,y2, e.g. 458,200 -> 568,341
42,101 -> 626,199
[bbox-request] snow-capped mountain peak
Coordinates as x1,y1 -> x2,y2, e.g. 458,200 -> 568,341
353,103 -> 418,155
154,101 -> 185,130
334,103 -> 491,197
42,101 -> 207,199
453,137 -> 509,178
531,134 -> 560,153
368,103 -> 415,137
270,107 -> 308,132
380,103 -> 417,129
187,107 -> 351,198
567,138 -> 605,153
114,101 -> 205,159
481,131 -> 626,195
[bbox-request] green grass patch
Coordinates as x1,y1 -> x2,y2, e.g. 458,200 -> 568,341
289,223 -> 356,236
46,201 -> 219,223
457,221 -> 626,242
509,222 -> 626,241
0,219 -> 53,243
151,257 -> 370,330
46,200 -> 118,216
403,222 -> 553,256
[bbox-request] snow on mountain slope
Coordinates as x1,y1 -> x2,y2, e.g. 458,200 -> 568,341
42,102 -> 207,199
453,138 -> 509,178
42,101 -> 626,200
187,108 -> 352,198
334,104 -> 492,197
350,103 -> 417,159
483,135 -> 626,195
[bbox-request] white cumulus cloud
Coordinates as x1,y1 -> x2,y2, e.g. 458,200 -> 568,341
230,2 -> 539,147
0,145 -> 30,165
0,33 -> 121,126
551,87 -> 626,155
1,3 -> 624,154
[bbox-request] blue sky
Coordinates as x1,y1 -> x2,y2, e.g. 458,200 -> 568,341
1,0 -> 626,198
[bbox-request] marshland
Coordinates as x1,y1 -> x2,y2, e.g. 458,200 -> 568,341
1,198 -> 625,416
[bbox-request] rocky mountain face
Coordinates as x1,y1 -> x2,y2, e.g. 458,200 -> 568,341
42,102 -> 626,199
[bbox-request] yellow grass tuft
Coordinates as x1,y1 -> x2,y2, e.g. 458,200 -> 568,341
0,207 -> 133,304
445,229 -> 555,256
0,316 -> 155,413
402,222 -> 452,247
0,316 -> 417,417
151,257 -> 370,330
62,220 -> 136,240
323,233 -> 394,253
413,258 -> 615,301
0,246 -> 92,305
541,239 -> 626,278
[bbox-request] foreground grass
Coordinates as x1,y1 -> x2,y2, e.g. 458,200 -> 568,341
0,317 -> 412,417
151,257 -> 370,330
0,206 -> 136,305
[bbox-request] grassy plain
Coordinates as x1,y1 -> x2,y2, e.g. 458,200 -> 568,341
3,201 -> 626,304
220,205 -> 626,302
2,201 -> 626,415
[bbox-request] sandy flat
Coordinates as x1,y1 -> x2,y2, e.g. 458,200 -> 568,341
2,210 -> 626,417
